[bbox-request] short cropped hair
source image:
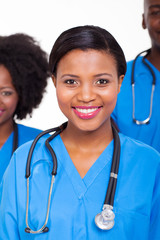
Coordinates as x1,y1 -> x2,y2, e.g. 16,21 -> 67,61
49,25 -> 126,78
0,33 -> 50,119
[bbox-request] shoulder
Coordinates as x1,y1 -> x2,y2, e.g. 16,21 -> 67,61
124,56 -> 143,75
126,56 -> 144,74
17,123 -> 42,134
127,56 -> 143,66
119,133 -> 160,165
14,129 -> 59,166
17,123 -> 42,144
15,130 -> 50,154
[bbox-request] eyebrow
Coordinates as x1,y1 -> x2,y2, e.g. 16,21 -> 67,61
149,4 -> 160,9
61,73 -> 113,78
93,73 -> 113,77
61,74 -> 80,79
0,87 -> 14,90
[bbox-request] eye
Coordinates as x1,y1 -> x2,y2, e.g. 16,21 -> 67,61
65,79 -> 77,85
96,79 -> 109,85
1,91 -> 13,96
150,9 -> 160,16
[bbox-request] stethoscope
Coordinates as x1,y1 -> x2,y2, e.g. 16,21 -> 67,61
131,49 -> 156,125
24,121 -> 120,234
12,121 -> 18,154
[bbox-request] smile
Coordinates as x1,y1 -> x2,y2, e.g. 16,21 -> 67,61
0,109 -> 5,117
72,106 -> 102,119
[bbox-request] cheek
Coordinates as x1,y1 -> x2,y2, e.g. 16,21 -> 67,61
6,95 -> 19,112
102,85 -> 119,102
100,87 -> 119,114
147,19 -> 158,30
56,89 -> 71,112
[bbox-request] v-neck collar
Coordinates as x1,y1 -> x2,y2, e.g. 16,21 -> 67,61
51,134 -> 114,199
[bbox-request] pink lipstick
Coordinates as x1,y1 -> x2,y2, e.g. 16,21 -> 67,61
72,106 -> 102,119
0,109 -> 4,117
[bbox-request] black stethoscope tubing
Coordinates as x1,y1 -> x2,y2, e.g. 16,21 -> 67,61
25,122 -> 68,178
131,48 -> 156,85
12,121 -> 18,154
131,49 -> 156,125
104,125 -> 120,206
25,121 -> 120,233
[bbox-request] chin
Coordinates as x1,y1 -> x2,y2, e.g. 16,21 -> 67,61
73,120 -> 105,133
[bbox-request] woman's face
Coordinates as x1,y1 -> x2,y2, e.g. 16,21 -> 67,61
0,65 -> 19,126
53,49 -> 123,132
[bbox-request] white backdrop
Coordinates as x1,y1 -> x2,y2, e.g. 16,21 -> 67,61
1,0 -> 150,130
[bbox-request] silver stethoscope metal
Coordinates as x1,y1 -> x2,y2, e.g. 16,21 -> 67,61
24,121 -> 120,234
131,49 -> 156,125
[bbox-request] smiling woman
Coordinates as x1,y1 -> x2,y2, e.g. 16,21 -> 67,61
0,33 -> 49,182
53,49 -> 122,134
0,25 -> 160,240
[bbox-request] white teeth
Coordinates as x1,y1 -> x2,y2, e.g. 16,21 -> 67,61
75,108 -> 98,113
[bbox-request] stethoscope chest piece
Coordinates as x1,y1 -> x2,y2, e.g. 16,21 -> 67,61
95,204 -> 115,230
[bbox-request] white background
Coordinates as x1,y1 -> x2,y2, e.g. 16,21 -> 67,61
1,0 -> 150,130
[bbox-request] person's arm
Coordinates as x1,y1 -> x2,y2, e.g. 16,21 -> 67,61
0,154 -> 20,240
149,162 -> 160,240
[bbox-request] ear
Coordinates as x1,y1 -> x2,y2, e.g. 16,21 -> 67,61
118,75 -> 124,93
142,13 -> 147,29
52,75 -> 56,87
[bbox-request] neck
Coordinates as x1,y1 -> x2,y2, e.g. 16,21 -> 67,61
60,120 -> 113,178
0,119 -> 14,148
61,120 -> 113,152
146,47 -> 160,71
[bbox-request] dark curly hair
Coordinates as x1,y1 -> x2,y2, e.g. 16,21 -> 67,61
0,33 -> 50,119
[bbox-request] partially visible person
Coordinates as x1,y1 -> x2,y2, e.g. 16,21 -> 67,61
112,0 -> 160,152
0,33 -> 50,182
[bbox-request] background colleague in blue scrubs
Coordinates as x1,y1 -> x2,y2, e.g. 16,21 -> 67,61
0,33 -> 49,182
0,26 -> 160,240
112,0 -> 160,152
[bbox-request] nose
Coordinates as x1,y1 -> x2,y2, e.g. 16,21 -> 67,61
0,93 -> 6,105
77,83 -> 96,103
0,93 -> 3,102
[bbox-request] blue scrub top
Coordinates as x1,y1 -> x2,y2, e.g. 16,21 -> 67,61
112,56 -> 160,152
0,123 -> 42,183
0,132 -> 160,239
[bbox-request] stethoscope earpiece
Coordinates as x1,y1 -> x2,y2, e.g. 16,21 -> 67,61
133,118 -> 150,125
43,227 -> 49,233
25,227 -> 31,233
25,226 -> 49,234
